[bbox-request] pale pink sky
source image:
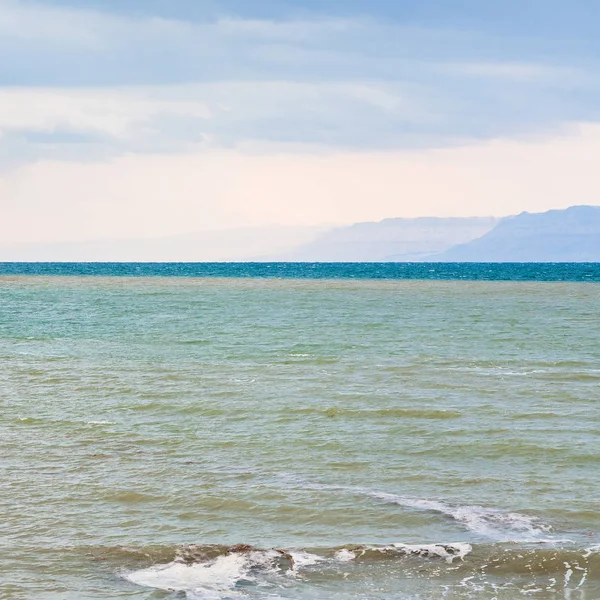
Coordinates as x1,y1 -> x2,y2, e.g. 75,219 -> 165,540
1,122 -> 599,243
2,2 -> 600,246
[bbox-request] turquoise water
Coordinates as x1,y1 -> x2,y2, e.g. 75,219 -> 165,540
1,262 -> 600,281
1,269 -> 600,599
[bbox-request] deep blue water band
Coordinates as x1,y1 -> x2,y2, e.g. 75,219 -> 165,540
1,262 -> 600,281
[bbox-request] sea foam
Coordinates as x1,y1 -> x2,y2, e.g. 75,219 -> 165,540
369,491 -> 553,542
126,550 -> 279,599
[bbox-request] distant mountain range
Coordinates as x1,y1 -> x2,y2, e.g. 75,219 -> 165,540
266,206 -> 600,262
426,206 -> 600,262
1,206 -> 599,262
262,217 -> 499,261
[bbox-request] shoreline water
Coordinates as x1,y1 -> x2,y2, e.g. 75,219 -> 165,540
2,269 -> 599,598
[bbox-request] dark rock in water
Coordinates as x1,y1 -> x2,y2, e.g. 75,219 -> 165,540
227,544 -> 255,554
275,548 -> 295,570
174,543 -> 296,571
175,544 -> 226,564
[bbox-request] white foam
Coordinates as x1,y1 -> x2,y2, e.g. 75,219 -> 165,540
288,551 -> 326,569
583,545 -> 600,558
450,506 -> 551,541
390,542 -> 472,563
126,551 -> 277,599
564,562 -> 573,586
370,492 -> 552,542
334,549 -> 356,562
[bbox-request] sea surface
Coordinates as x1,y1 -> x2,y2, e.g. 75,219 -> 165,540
1,264 -> 599,599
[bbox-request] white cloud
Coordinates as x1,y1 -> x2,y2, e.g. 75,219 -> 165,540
443,61 -> 586,84
214,17 -> 355,41
0,0 -> 598,164
1,122 -> 599,243
0,87 -> 211,139
0,82 -> 431,164
0,0 -> 358,48
0,0 -> 108,44
1,0 -> 583,90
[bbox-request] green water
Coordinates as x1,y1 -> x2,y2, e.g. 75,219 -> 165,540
2,277 -> 599,599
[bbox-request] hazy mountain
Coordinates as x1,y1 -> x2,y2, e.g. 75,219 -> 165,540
0,226 -> 325,262
3,206 -> 598,263
429,205 -> 600,262
263,217 -> 499,262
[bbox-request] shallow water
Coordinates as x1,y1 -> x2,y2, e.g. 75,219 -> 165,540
1,275 -> 600,599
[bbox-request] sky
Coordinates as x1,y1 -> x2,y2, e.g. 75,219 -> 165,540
2,0 -> 600,243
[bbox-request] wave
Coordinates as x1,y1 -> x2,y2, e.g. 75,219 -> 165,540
15,416 -> 115,426
347,542 -> 473,563
368,492 -> 555,542
117,542 -> 600,599
126,547 -> 286,600
278,406 -> 462,420
122,541 -> 471,598
124,545 -> 329,599
271,477 -> 568,544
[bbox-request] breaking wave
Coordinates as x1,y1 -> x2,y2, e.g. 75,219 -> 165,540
126,547 -> 286,600
369,491 -> 555,542
122,542 -> 471,598
115,542 -> 600,599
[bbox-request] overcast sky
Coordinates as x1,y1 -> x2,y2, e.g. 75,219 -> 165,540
2,0 -> 600,242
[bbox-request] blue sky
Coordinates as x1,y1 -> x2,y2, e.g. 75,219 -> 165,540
1,0 -> 600,243
2,0 -> 600,158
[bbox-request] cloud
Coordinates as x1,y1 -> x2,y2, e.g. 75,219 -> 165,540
0,87 -> 209,137
440,61 -> 587,84
3,70 -> 598,167
2,121 -> 600,243
0,82 -> 438,166
0,0 -> 103,44
0,0 -> 592,86
0,1 -> 369,84
0,0 -> 599,166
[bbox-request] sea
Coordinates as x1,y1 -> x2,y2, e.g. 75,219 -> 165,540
1,263 -> 599,600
